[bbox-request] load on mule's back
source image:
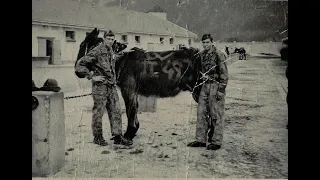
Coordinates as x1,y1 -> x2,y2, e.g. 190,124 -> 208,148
75,28 -> 202,144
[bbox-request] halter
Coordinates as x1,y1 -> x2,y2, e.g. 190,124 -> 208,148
177,50 -> 201,92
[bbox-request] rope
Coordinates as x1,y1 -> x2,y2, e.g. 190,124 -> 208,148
190,55 -> 236,94
64,93 -> 92,100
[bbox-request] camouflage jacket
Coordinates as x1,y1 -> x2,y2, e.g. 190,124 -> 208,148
75,42 -> 117,87
199,46 -> 229,93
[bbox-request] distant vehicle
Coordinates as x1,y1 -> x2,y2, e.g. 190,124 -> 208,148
280,37 -> 288,61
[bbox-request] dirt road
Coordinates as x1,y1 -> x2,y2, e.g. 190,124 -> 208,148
51,57 -> 288,179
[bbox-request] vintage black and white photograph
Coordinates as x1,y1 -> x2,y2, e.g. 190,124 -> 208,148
32,0 -> 288,179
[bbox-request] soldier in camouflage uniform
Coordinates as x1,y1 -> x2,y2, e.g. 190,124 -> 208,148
75,30 -> 132,146
187,34 -> 229,150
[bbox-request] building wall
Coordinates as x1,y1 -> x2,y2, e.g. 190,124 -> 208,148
122,33 -> 193,51
32,24 -> 196,64
32,25 -> 91,63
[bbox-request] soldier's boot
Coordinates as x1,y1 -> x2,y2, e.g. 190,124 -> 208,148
206,143 -> 221,150
187,141 -> 206,147
93,135 -> 108,146
113,135 -> 133,146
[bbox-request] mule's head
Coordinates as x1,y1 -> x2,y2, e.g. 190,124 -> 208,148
173,47 -> 202,97
75,28 -> 103,78
183,47 -> 204,102
76,28 -> 103,60
86,28 -> 104,53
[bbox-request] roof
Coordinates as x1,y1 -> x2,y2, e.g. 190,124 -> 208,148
32,0 -> 197,38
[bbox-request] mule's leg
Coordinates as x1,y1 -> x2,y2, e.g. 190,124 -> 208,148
120,83 -> 139,140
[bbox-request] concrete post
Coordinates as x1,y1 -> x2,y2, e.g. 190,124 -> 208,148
32,91 -> 65,177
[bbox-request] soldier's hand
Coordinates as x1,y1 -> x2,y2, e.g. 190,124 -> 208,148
117,51 -> 124,56
92,76 -> 106,82
200,75 -> 209,80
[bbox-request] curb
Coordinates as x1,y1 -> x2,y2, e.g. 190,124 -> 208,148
248,54 -> 281,59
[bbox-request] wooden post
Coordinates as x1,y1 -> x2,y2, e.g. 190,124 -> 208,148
52,40 -> 61,65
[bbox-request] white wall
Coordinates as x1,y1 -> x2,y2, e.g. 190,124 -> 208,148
32,24 -> 197,63
119,33 -> 194,51
32,25 -> 91,63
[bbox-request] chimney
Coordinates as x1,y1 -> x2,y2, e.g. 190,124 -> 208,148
147,5 -> 167,20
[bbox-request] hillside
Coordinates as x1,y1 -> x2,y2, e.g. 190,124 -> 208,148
76,0 -> 288,41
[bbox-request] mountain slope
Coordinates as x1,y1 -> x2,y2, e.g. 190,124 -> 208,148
81,0 -> 288,41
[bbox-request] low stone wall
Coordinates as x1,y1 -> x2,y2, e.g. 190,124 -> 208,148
193,41 -> 283,56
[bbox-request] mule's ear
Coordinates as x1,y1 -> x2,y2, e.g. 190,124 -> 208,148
98,38 -> 104,43
92,28 -> 98,36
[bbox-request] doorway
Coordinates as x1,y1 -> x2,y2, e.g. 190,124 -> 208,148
46,39 -> 53,64
147,43 -> 155,51
38,37 -> 54,64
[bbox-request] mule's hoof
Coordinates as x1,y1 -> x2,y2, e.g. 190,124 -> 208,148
113,135 -> 133,146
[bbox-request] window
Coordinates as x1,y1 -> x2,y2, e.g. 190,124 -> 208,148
160,37 -> 164,44
122,35 -> 128,43
135,36 -> 141,43
66,31 -> 75,41
188,39 -> 192,46
169,37 -> 174,44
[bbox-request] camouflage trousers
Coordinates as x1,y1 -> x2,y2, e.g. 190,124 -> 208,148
92,84 -> 122,137
195,82 -> 226,145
